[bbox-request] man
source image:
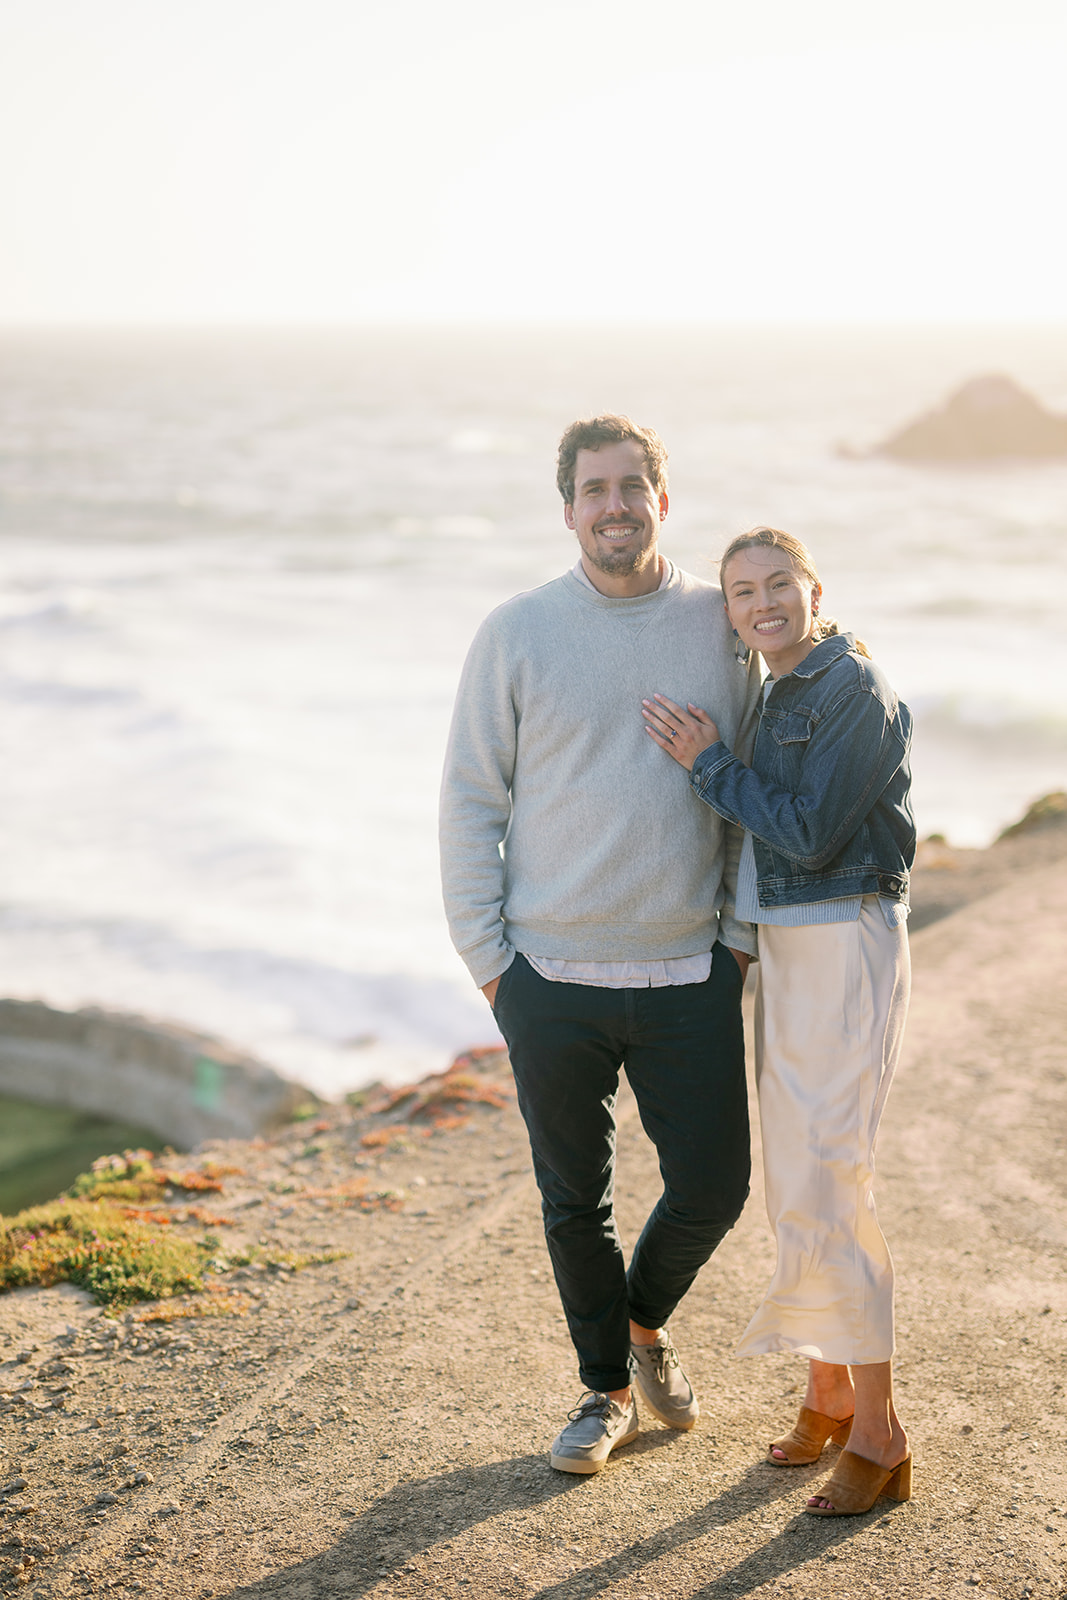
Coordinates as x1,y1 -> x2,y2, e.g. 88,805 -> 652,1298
439,415 -> 759,1473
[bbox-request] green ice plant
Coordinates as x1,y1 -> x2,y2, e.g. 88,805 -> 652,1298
0,1197 -> 208,1307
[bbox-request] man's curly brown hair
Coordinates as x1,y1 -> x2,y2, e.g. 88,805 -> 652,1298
556,415 -> 669,505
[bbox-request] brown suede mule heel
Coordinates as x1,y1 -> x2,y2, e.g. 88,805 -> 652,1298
767,1405 -> 853,1466
805,1449 -> 913,1516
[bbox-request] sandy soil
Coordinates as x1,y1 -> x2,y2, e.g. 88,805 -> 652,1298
2,815 -> 1065,1600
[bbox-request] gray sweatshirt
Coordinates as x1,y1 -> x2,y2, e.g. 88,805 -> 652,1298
439,562 -> 761,988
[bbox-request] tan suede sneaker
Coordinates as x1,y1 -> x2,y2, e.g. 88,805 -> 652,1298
630,1330 -> 699,1429
549,1390 -> 639,1474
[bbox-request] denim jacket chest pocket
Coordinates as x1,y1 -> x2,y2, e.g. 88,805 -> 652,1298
764,707 -> 815,744
760,705 -> 815,783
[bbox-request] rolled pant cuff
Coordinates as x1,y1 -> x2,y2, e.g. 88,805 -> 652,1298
627,1304 -> 671,1334
579,1366 -> 633,1394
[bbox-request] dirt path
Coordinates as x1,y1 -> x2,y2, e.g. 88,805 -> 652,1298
3,827 -> 1066,1600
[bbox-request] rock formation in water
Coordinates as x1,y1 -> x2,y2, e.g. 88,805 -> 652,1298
867,373 -> 1067,462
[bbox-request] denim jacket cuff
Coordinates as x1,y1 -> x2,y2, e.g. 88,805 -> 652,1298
690,743 -> 733,797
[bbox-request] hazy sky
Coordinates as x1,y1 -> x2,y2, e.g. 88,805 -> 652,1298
2,0 -> 1065,323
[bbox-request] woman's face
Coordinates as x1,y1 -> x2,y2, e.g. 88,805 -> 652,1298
723,545 -> 819,673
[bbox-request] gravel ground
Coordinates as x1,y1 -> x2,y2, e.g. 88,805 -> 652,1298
2,818 -> 1065,1600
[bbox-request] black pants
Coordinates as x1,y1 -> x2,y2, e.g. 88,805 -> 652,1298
492,947 -> 750,1393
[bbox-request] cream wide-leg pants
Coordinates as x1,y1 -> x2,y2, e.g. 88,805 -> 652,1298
736,896 -> 910,1365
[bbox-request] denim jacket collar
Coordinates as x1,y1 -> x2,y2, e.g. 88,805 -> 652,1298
773,631 -> 857,684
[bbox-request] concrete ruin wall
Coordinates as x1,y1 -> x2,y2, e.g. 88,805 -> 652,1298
0,999 -> 316,1149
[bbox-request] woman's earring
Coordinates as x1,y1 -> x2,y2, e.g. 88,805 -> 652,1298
733,627 -> 750,665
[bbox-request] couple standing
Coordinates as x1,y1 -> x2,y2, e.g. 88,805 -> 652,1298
439,415 -> 915,1517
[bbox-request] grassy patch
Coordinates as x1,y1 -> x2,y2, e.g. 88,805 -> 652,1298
2,1149 -> 352,1312
0,1196 -> 208,1308
67,1150 -> 229,1203
265,1247 -> 350,1271
132,1287 -> 254,1322
0,1150 -> 239,1309
129,1248 -> 352,1322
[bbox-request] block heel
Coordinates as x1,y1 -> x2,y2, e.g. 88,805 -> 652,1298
805,1449 -> 914,1516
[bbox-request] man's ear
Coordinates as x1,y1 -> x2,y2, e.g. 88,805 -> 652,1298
658,491 -> 669,521
564,503 -> 576,531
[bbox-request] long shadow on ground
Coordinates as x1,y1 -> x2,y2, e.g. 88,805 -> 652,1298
227,1441 -> 898,1598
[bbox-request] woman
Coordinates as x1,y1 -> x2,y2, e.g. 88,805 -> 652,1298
642,527 -> 915,1517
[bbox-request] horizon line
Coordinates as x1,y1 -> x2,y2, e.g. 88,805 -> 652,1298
2,315 -> 1067,333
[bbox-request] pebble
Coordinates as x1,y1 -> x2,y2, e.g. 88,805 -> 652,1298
95,1492 -> 119,1506
133,1472 -> 155,1487
3,1478 -> 28,1495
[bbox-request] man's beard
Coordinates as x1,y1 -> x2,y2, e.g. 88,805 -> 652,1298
586,542 -> 653,578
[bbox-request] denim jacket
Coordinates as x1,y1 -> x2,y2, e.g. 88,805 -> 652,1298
689,633 -> 915,909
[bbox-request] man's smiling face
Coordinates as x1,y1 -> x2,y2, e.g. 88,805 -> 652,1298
564,439 -> 668,595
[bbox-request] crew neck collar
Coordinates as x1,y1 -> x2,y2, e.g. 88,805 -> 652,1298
567,557 -> 677,602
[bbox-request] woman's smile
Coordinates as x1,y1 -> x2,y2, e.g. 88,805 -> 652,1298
723,545 -> 818,674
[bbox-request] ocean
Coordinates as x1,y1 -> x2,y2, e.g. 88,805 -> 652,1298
1,324 -> 1065,1097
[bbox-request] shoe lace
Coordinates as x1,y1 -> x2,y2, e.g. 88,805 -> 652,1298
645,1339 -> 679,1380
567,1391 -> 613,1422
